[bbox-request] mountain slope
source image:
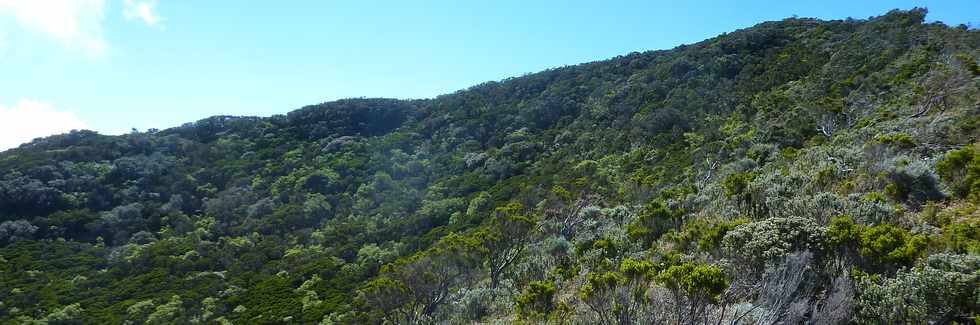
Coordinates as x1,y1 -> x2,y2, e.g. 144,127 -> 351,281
1,8 -> 979,324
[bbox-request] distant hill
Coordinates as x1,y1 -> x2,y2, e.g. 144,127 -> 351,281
1,8 -> 978,324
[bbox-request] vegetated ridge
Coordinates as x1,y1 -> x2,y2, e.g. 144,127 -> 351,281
1,8 -> 978,324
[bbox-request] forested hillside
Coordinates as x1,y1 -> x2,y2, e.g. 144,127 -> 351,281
1,8 -> 979,324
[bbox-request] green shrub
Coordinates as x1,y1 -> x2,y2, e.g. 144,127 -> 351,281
656,262 -> 728,304
780,147 -> 799,160
672,218 -> 747,253
875,133 -> 915,149
814,166 -> 837,187
827,216 -> 931,267
954,53 -> 980,77
515,281 -> 556,319
944,218 -> 980,254
723,172 -> 756,199
827,216 -> 860,246
936,145 -> 980,202
579,271 -> 624,301
627,200 -> 682,247
863,191 -> 888,203
858,224 -> 929,266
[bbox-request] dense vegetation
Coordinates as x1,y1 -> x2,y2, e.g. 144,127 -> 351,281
1,8 -> 979,324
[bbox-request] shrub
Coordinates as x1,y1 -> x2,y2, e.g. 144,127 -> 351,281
15,303 -> 86,325
578,270 -> 628,324
743,171 -> 810,218
515,281 -> 556,320
827,216 -> 860,246
656,263 -> 728,303
884,158 -> 944,208
936,145 -> 980,201
723,172 -> 756,199
627,200 -> 682,247
576,257 -> 665,324
857,254 -> 980,323
656,262 -> 729,324
0,219 -> 38,244
780,147 -> 799,160
722,216 -> 826,267
874,133 -> 915,149
828,216 -> 931,267
943,218 -> 980,254
954,53 -> 980,77
814,166 -> 837,187
858,224 -> 929,266
672,218 -> 746,253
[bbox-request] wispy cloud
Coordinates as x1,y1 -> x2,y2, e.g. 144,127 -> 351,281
0,99 -> 90,151
123,0 -> 162,27
0,0 -> 107,55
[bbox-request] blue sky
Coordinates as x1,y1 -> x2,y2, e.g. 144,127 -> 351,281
0,1 -> 977,150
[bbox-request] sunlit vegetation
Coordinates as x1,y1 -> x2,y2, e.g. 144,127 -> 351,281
1,8 -> 978,324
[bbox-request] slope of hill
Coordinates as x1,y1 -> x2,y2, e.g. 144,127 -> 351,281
1,8 -> 978,324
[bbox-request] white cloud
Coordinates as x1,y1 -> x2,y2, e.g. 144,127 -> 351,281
0,99 -> 89,151
123,0 -> 161,27
0,0 -> 107,55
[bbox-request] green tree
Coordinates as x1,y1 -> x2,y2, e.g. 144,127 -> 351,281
656,263 -> 728,324
362,233 -> 480,323
476,202 -> 538,289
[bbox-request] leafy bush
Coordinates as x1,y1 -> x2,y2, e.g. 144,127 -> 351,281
723,172 -> 756,203
827,215 -> 930,267
826,216 -> 860,246
883,158 -> 944,208
578,258 -> 663,324
723,216 -> 826,267
0,8 -> 976,324
656,262 -> 728,303
18,303 -> 85,325
515,281 -> 556,320
656,262 -> 728,323
857,254 -> 980,324
858,224 -> 929,266
943,218 -> 980,254
671,218 -> 746,253
874,133 -> 915,148
627,200 -> 682,247
936,145 -> 980,202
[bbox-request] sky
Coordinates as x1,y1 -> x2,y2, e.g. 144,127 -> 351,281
0,1 -> 978,150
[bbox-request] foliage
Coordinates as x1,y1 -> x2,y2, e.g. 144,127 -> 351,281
0,8 -> 978,324
723,172 -> 757,209
827,215 -> 931,267
671,218 -> 747,253
874,133 -> 915,148
944,217 -> 980,254
882,158 -> 945,208
657,263 -> 727,303
476,202 -> 538,289
656,262 -> 728,323
858,224 -> 930,266
627,200 -> 682,247
722,216 -> 826,267
937,145 -> 980,202
515,280 -> 556,320
857,254 -> 980,323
